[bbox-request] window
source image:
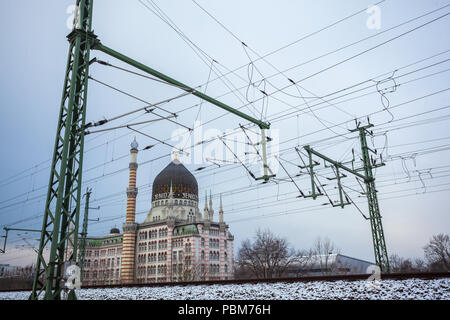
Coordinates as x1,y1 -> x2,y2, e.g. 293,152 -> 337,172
209,229 -> 219,236
209,239 -> 219,248
209,264 -> 219,274
209,251 -> 219,261
158,265 -> 167,275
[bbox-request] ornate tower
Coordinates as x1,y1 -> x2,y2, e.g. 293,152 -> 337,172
120,137 -> 139,284
203,191 -> 209,221
209,191 -> 214,221
219,194 -> 224,224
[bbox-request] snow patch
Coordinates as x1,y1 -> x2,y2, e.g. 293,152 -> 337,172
0,278 -> 448,300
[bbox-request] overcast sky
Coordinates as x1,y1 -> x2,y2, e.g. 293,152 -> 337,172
1,0 -> 449,267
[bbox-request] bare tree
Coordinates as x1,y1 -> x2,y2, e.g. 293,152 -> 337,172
390,254 -> 428,273
310,236 -> 340,275
237,229 -> 301,279
399,259 -> 414,273
423,233 -> 450,271
389,253 -> 404,272
174,257 -> 208,282
413,258 -> 427,272
288,249 -> 313,277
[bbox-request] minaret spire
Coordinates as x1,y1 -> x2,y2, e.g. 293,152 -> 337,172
169,180 -> 174,199
168,180 -> 174,217
219,194 -> 224,223
121,137 -> 139,284
209,190 -> 214,221
204,190 -> 209,221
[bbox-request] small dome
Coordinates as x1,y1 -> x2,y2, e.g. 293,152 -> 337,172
152,159 -> 198,201
109,227 -> 120,234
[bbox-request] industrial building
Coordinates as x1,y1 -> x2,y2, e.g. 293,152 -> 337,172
72,138 -> 234,285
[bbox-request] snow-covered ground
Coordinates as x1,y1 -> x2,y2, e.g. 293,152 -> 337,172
0,278 -> 448,300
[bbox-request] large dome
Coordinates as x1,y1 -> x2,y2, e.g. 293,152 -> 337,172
152,159 -> 198,202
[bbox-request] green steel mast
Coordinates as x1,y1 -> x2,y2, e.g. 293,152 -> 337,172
303,124 -> 390,273
30,0 -> 94,300
351,124 -> 390,272
78,188 -> 91,282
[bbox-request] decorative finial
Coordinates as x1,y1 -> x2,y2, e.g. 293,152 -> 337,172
174,152 -> 178,160
130,136 -> 138,150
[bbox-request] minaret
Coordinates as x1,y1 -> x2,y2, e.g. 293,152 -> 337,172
120,137 -> 139,284
209,190 -> 214,221
203,191 -> 209,221
168,180 -> 174,217
218,194 -> 226,233
219,194 -> 224,224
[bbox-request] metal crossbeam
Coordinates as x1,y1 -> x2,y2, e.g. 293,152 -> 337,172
90,42 -> 270,130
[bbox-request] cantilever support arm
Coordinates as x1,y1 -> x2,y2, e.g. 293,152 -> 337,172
304,145 -> 368,182
91,41 -> 270,130
1,228 -> 42,254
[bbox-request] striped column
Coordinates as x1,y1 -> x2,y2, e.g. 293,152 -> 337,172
167,225 -> 173,281
121,138 -> 139,284
219,229 -> 225,280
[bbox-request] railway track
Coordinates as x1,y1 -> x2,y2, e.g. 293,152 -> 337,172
1,271 -> 449,293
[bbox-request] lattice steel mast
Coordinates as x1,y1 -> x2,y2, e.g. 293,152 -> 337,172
30,0 -> 94,300
302,123 -> 390,273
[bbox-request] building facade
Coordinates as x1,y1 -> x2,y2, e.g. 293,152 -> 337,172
79,139 -> 234,285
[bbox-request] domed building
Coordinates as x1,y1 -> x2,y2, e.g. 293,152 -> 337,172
145,157 -> 202,223
77,139 -> 234,285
